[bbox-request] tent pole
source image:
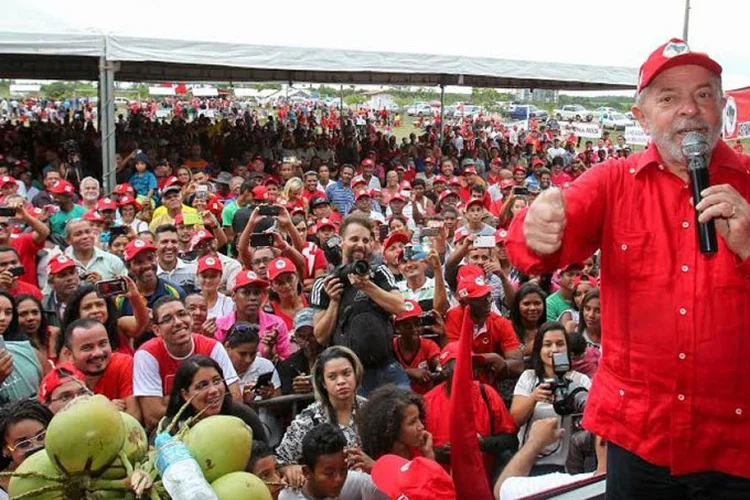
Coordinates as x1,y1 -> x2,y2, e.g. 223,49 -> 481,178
439,83 -> 445,147
99,57 -> 117,193
339,85 -> 344,130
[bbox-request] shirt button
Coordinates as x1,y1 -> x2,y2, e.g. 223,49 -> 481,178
678,394 -> 686,401
681,265 -> 689,272
682,221 -> 690,229
618,390 -> 625,396
737,408 -> 743,416
658,165 -> 664,170
679,308 -> 687,316
678,353 -> 686,360
621,244 -> 628,251
629,168 -> 636,174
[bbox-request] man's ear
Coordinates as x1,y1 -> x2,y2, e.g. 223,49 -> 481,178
60,345 -> 72,359
631,104 -> 649,136
302,464 -> 313,480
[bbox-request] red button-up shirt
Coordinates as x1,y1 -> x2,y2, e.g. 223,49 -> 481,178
506,140 -> 750,478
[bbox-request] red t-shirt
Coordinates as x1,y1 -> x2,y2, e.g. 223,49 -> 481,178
424,381 -> 516,473
7,280 -> 42,301
93,352 -> 134,400
139,334 -> 219,395
393,337 -> 441,395
10,233 -> 43,287
301,242 -> 327,280
270,296 -> 309,332
302,189 -> 327,203
444,306 -> 520,357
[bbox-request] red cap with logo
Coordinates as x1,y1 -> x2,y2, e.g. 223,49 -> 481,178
83,210 -> 104,223
495,228 -> 509,244
161,176 -> 182,194
448,176 -> 462,186
638,38 -> 722,93
197,255 -> 223,274
573,274 -> 598,288
362,158 -> 374,168
96,197 -> 117,212
117,195 -> 142,211
47,254 -> 76,276
457,273 -> 492,300
395,299 -> 422,322
190,230 -> 215,251
113,183 -> 135,196
0,176 -> 17,188
383,231 -> 409,251
48,180 -> 75,195
499,179 -> 515,189
232,269 -> 269,292
263,176 -> 280,187
314,218 -> 337,233
452,226 -> 471,244
352,175 -> 367,187
465,198 -> 483,210
38,363 -> 86,403
462,165 -> 477,175
371,455 -> 456,500
439,190 -> 459,204
252,185 -> 269,201
513,166 -> 527,176
268,257 -> 296,281
425,157 -> 434,164
355,189 -> 371,201
532,158 -> 545,167
389,192 -> 406,203
124,238 -> 157,262
432,174 -> 447,184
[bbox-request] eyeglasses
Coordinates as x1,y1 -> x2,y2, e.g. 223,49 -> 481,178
6,430 -> 46,453
49,386 -> 92,405
156,310 -> 191,325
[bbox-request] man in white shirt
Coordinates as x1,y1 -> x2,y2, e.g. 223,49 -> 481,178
546,138 -> 566,162
63,218 -> 126,283
154,224 -> 197,293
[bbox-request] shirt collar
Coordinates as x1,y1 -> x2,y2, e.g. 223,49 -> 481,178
635,139 -> 745,176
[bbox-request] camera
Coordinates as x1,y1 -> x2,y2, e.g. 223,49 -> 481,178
543,351 -> 589,416
96,277 -> 128,298
417,314 -> 436,327
322,235 -> 343,267
259,205 -> 281,217
333,260 -> 370,285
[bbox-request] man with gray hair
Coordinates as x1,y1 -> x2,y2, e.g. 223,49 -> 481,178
506,38 -> 750,497
79,176 -> 101,212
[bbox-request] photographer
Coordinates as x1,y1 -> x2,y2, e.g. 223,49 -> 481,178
310,213 -> 409,396
509,322 -> 591,475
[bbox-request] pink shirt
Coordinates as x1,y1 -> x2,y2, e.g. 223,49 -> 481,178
215,309 -> 293,360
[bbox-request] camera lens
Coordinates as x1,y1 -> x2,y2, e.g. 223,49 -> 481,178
352,260 -> 370,276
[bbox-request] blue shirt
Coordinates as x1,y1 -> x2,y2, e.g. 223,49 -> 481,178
325,181 -> 355,216
129,171 -> 158,197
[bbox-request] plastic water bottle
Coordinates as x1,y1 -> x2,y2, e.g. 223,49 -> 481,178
154,432 -> 218,500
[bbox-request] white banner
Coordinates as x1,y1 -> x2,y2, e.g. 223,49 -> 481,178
559,121 -> 602,139
197,109 -> 215,118
624,125 -> 649,146
155,108 -> 172,118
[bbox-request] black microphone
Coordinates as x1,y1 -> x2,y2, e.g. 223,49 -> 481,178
681,131 -> 717,255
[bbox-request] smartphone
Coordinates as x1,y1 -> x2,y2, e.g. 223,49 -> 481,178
109,225 -> 129,237
512,187 -> 530,196
182,213 -> 203,226
418,314 -> 436,327
96,277 -> 128,298
378,225 -> 389,242
421,228 -> 438,238
250,233 -> 274,247
402,244 -> 426,262
258,205 -> 280,217
254,372 -> 274,389
8,266 -> 24,277
0,208 -> 15,217
474,235 -> 496,248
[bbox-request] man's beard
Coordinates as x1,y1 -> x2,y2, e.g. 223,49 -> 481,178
649,118 -> 721,166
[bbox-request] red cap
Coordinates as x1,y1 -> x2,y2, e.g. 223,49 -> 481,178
465,198 -> 483,210
369,188 -> 382,197
389,193 -> 406,203
82,210 -> 104,223
395,165 -> 406,172
124,238 -> 157,262
232,269 -> 269,292
361,158 -> 374,168
490,157 -> 502,165
573,274 -> 598,289
456,264 -> 484,283
314,218 -> 337,233
453,226 -> 471,244
371,455 -> 456,500
439,190 -> 459,204
48,180 -> 75,195
457,273 -> 492,300
462,165 -> 477,175
383,231 -> 409,251
263,176 -> 280,186
197,255 -> 223,274
96,197 -> 117,212
638,38 -> 722,93
190,229 -> 215,251
438,341 -> 483,368
448,176 -> 462,186
532,158 -> 545,167
38,363 -> 86,403
432,174 -> 447,184
117,195 -> 142,211
252,185 -> 269,200
355,189 -> 371,201
513,166 -> 527,176
424,157 -> 434,164
0,176 -> 17,188
268,257 -> 296,281
399,180 -> 412,190
162,176 -> 182,193
495,228 -> 509,244
499,179 -> 515,189
395,299 -> 422,322
113,183 -> 135,196
47,254 -> 76,276
352,175 -> 367,187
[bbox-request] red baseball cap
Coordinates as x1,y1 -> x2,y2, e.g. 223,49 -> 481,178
124,238 -> 157,262
117,195 -> 142,211
462,165 -> 477,175
499,179 -> 515,189
389,192 -> 406,203
371,455 -> 456,500
162,176 -> 182,194
268,257 -> 296,281
113,183 -> 135,196
399,180 -> 412,190
47,254 -> 76,276
369,188 -> 382,197
457,273 -> 492,300
0,176 -> 17,188
453,226 -> 471,244
448,176 -> 462,186
96,197 -> 117,212
395,299 -> 422,322
532,158 -> 545,167
383,231 -> 409,251
490,157 -> 502,165
82,210 -> 104,223
439,190 -> 459,204
197,255 -> 223,274
432,174 -> 447,184
38,363 -> 86,403
252,185 -> 269,201
263,177 -> 280,187
352,175 -> 367,187
465,198 -> 483,210
48,180 -> 75,195
513,166 -> 527,176
573,274 -> 598,288
495,228 -> 509,244
361,158 -> 374,168
456,264 -> 484,283
232,269 -> 269,292
314,218 -> 337,233
190,229 -> 215,251
424,157 -> 434,164
355,189 -> 371,201
638,38 -> 722,93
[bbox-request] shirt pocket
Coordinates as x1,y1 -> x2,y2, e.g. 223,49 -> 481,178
606,230 -> 657,283
590,363 -> 648,441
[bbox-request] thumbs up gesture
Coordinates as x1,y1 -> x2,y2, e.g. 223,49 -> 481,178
523,187 -> 566,255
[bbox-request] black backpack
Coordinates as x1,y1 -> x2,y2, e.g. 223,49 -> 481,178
333,286 -> 393,368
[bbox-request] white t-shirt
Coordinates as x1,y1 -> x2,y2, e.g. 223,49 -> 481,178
513,369 -> 592,467
237,356 -> 281,392
278,471 -> 385,500
207,293 -> 234,319
498,472 -> 595,500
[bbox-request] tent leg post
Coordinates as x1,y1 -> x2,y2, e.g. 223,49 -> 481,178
99,57 -> 118,193
439,83 -> 445,147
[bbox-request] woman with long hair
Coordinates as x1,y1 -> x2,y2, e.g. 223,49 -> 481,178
509,322 -> 591,475
276,346 -> 368,489
497,195 -> 528,229
0,400 -> 53,492
265,257 -> 308,332
509,283 -> 548,360
158,355 -> 266,441
559,276 -> 597,332
15,295 -> 56,366
196,256 -> 233,319
0,291 -> 45,404
576,289 -> 601,348
280,177 -> 307,214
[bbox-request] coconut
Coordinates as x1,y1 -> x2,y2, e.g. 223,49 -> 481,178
45,394 -> 125,475
99,412 -> 149,479
184,415 -> 252,482
8,449 -> 64,500
211,472 -> 271,500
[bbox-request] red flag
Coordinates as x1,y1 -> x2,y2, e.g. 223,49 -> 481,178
449,307 -> 493,500
175,83 -> 187,95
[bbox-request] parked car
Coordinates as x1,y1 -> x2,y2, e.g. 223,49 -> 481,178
593,106 -> 617,119
510,105 -> 548,121
554,104 -> 594,122
407,103 -> 433,116
602,112 -> 633,130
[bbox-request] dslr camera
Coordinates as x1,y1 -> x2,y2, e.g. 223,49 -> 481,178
332,260 -> 371,286
543,351 -> 589,416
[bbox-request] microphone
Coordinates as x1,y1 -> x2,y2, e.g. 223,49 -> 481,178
681,131 -> 717,255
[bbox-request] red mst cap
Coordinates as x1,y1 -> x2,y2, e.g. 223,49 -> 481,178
637,38 -> 722,93
47,254 -> 76,276
372,455 -> 456,500
383,231 -> 409,251
267,257 -> 296,281
362,158 -> 374,168
38,363 -> 86,403
394,299 -> 423,322
197,255 -> 223,274
499,179 -> 515,189
124,238 -> 157,262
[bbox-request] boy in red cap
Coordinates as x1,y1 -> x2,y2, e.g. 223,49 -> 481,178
392,299 -> 441,395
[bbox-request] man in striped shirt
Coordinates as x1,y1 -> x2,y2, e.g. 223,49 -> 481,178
325,164 -> 356,216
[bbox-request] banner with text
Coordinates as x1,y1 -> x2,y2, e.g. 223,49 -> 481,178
624,125 -> 649,146
723,89 -> 750,140
559,121 -> 602,139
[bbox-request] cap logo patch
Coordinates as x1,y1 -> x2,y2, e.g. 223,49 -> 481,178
275,260 -> 286,269
404,301 -> 414,311
458,289 -> 468,298
399,462 -> 413,472
134,240 -> 144,248
247,271 -> 257,279
56,256 -> 68,263
499,230 -> 507,238
475,276 -> 485,286
663,41 -> 689,58
206,258 -> 215,266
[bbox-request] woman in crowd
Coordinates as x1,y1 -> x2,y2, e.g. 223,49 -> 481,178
497,195 -> 527,229
0,400 -> 54,493
509,283 -> 548,362
59,279 -> 149,357
279,177 -> 307,214
265,257 -> 308,332
0,292 -> 45,405
276,346 -> 368,488
558,276 -> 597,332
118,195 -> 147,234
387,215 -> 411,241
158,355 -> 267,442
14,295 -> 56,366
175,166 -> 192,191
510,322 -> 591,475
196,256 -> 233,319
358,385 -> 434,464
316,164 -> 335,192
108,232 -> 131,261
577,289 -> 601,348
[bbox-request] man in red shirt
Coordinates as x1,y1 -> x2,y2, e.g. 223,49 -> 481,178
0,200 -> 49,287
507,39 -> 750,496
392,299 -> 441,395
59,318 -> 140,421
302,171 -> 326,203
0,246 -> 41,299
